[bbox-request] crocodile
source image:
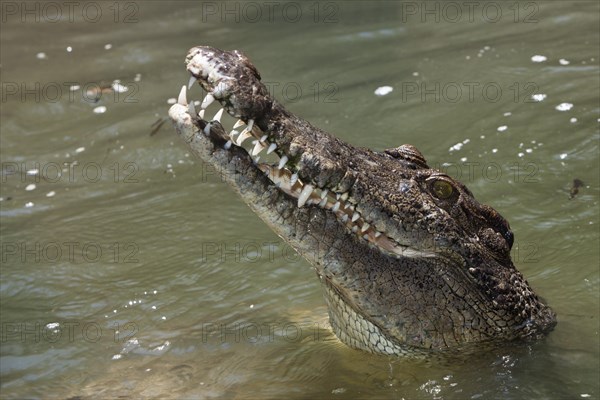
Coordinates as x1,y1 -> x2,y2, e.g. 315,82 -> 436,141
168,46 -> 557,356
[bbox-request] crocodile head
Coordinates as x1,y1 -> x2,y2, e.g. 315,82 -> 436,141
168,46 -> 556,356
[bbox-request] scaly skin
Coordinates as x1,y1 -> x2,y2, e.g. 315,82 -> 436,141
168,46 -> 556,356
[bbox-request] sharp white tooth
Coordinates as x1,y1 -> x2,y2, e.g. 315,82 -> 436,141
278,155 -> 288,169
247,119 -> 254,131
340,192 -> 349,201
224,140 -> 232,150
199,109 -> 205,119
233,119 -> 245,129
177,85 -> 187,105
332,202 -> 340,213
320,189 -> 329,199
188,76 -> 197,90
361,223 -> 370,233
375,231 -> 382,238
341,214 -> 349,222
318,197 -> 327,207
267,143 -> 277,154
352,226 -> 359,233
363,234 -> 369,240
201,93 -> 214,109
352,212 -> 360,222
229,129 -> 240,138
254,156 -> 261,163
290,173 -> 298,186
203,122 -> 211,135
336,193 -> 340,200
298,184 -> 314,208
236,129 -> 252,145
213,108 -> 224,122
260,135 -> 268,143
251,141 -> 265,156
188,100 -> 196,116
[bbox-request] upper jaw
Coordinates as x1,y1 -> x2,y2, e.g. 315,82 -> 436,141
185,46 -> 271,121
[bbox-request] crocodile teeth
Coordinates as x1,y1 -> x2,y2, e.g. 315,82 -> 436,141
203,122 -> 211,135
341,214 -> 349,222
340,192 -> 349,201
267,143 -> 277,154
199,109 -> 205,119
188,100 -> 196,116
290,173 -> 298,186
374,231 -> 382,238
251,140 -> 265,156
187,76 -> 197,90
236,129 -> 252,146
247,119 -> 254,132
320,189 -> 329,199
201,93 -> 214,109
278,155 -> 288,169
224,140 -> 232,150
229,129 -> 240,139
233,119 -> 245,129
298,184 -> 314,208
361,223 -> 370,233
212,108 -> 224,122
318,197 -> 327,207
177,85 -> 187,106
332,202 -> 341,213
260,135 -> 268,143
352,212 -> 360,222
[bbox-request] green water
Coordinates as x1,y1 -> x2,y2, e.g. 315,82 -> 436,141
1,1 -> 598,399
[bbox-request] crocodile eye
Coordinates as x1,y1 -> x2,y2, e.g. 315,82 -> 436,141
431,180 -> 454,199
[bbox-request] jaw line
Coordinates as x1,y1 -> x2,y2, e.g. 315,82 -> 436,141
170,74 -> 440,262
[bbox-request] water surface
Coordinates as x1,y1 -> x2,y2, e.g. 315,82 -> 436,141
1,1 -> 598,399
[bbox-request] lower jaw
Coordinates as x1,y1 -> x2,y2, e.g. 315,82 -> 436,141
322,279 -> 428,357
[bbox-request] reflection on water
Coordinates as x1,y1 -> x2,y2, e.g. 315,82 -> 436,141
1,1 -> 598,399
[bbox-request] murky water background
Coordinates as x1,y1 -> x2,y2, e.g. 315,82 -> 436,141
1,1 -> 598,399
